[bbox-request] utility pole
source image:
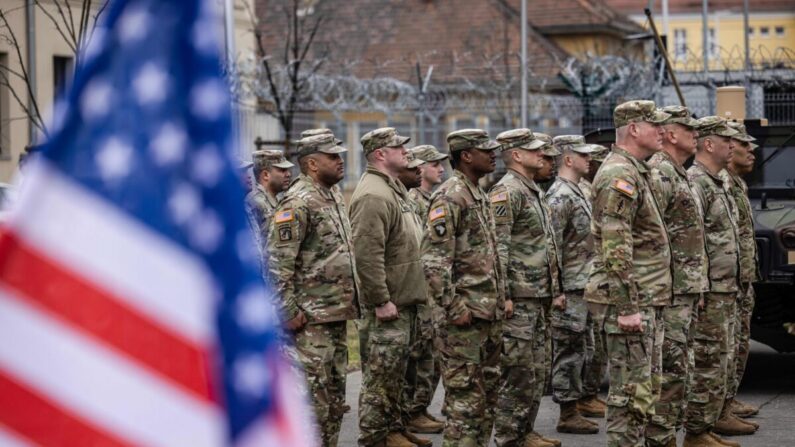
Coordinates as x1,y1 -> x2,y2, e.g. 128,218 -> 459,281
702,0 -> 714,114
520,0 -> 527,128
743,0 -> 750,71
25,0 -> 36,144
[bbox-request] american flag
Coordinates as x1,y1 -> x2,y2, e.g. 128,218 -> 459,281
0,0 -> 315,446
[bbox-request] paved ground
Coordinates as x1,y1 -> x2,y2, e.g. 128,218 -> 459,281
339,341 -> 795,446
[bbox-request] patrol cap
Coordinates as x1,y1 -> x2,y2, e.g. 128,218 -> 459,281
301,128 -> 343,145
406,151 -> 426,169
727,121 -> 757,144
447,128 -> 501,152
696,116 -> 740,138
613,100 -> 670,128
495,128 -> 547,151
553,135 -> 593,154
238,159 -> 253,170
252,149 -> 294,169
410,145 -> 449,162
660,105 -> 699,128
588,144 -> 609,162
533,132 -> 559,156
361,127 -> 411,155
296,133 -> 349,159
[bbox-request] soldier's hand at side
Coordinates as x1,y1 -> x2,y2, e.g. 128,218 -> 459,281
552,294 -> 566,310
697,297 -> 705,310
285,310 -> 307,331
617,312 -> 643,333
450,309 -> 472,326
505,300 -> 514,319
375,301 -> 399,322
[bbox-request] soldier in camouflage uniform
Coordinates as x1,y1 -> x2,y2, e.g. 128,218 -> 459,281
267,133 -> 360,447
685,117 -> 755,446
722,121 -> 762,420
643,106 -> 708,447
245,150 -> 294,274
488,129 -> 564,447
584,100 -> 673,447
546,135 -> 602,436
350,128 -> 432,447
402,145 -> 449,434
578,144 -> 609,416
421,129 -> 504,447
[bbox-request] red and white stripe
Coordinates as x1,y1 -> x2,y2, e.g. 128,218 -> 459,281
0,160 -> 227,447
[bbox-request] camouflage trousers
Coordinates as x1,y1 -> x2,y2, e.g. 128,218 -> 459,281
583,310 -> 608,398
439,317 -> 502,447
402,303 -> 441,420
685,292 -> 736,435
645,294 -> 699,446
589,303 -> 663,447
550,291 -> 589,404
727,284 -> 755,400
494,299 -> 550,447
357,318 -> 371,375
293,321 -> 348,447
358,307 -> 416,446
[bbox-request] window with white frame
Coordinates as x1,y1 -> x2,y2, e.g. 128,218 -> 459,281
775,26 -> 785,37
760,26 -> 770,37
707,27 -> 718,59
673,28 -> 687,60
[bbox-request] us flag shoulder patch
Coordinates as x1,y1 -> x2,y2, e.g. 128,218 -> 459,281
491,191 -> 508,203
430,206 -> 446,221
610,178 -> 636,198
274,209 -> 294,223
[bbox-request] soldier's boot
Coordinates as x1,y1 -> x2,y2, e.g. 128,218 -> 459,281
728,398 -> 759,418
406,413 -> 444,434
401,431 -> 432,447
708,432 -> 742,447
523,431 -> 557,447
714,410 -> 757,436
577,394 -> 607,417
556,401 -> 599,434
385,432 -> 417,447
683,431 -> 726,447
423,411 -> 444,423
534,432 -> 562,447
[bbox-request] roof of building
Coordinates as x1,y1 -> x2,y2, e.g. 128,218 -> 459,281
255,0 -> 643,86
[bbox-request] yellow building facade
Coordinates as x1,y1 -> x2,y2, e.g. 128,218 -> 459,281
631,12 -> 795,71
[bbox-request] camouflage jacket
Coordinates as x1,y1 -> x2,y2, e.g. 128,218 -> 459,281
720,170 -> 761,284
409,187 -> 431,222
547,176 -> 593,292
421,170 -> 504,322
245,185 -> 278,266
584,147 -> 672,314
349,167 -> 427,309
687,162 -> 740,293
648,151 -> 709,296
490,168 -> 562,299
578,178 -> 594,203
267,174 -> 360,324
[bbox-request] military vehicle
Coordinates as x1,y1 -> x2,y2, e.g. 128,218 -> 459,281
585,118 -> 795,353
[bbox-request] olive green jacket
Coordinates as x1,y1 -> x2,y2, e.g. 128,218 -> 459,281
349,166 -> 427,309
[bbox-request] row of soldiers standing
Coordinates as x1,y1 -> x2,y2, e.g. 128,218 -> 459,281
243,98 -> 760,447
